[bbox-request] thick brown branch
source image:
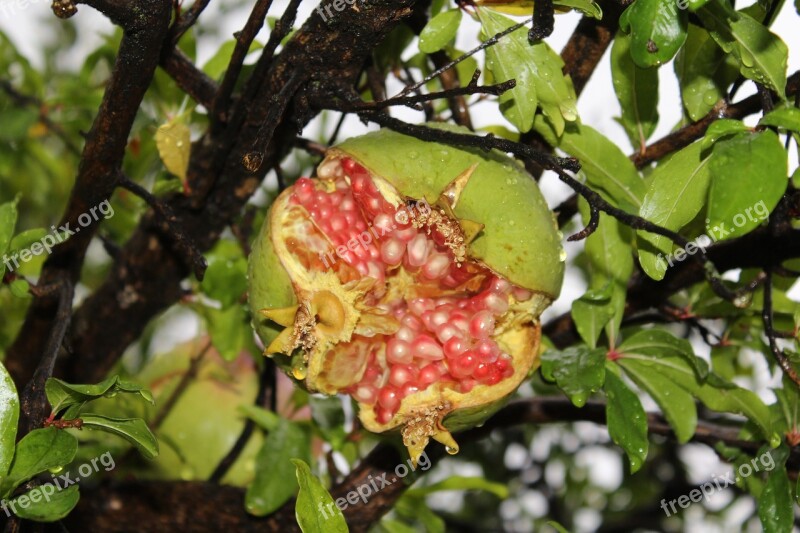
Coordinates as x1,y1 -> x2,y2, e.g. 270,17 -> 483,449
7,0 -> 173,387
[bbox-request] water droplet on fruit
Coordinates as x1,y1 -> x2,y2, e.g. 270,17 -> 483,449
559,248 -> 567,262
408,151 -> 419,160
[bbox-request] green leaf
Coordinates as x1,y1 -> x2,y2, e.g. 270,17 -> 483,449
292,459 -> 348,533
0,362 -> 20,477
204,304 -> 250,361
537,120 -> 644,211
419,9 -> 462,54
571,284 -> 614,348
701,119 -> 751,150
0,196 -> 20,279
611,33 -> 659,151
246,419 -> 311,516
758,452 -> 792,533
698,0 -> 788,95
79,414 -> 159,459
239,404 -> 282,432
202,39 -> 263,79
9,279 -> 30,298
675,24 -> 740,121
545,521 -> 572,533
604,368 -> 649,472
2,428 -> 78,497
200,241 -> 248,308
406,476 -> 509,499
553,0 -> 602,18
619,0 -> 688,68
9,485 -> 79,522
618,328 -> 707,378
617,358 -> 698,443
759,107 -> 800,133
582,206 -> 634,343
8,228 -> 48,255
637,141 -> 712,280
46,375 -> 154,415
479,9 -> 578,134
541,347 -> 606,407
706,131 -> 786,241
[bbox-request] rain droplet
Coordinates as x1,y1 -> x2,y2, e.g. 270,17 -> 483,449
408,150 -> 419,160
445,446 -> 459,455
505,177 -> 518,185
559,248 -> 567,262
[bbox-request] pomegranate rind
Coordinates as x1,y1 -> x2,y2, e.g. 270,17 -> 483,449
329,124 -> 564,298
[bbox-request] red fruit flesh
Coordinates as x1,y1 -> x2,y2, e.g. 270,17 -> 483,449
282,158 -> 532,424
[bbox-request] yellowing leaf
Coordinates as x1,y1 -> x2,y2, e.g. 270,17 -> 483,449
155,120 -> 191,183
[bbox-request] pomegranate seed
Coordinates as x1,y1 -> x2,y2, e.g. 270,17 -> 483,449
444,337 -> 468,359
389,365 -> 416,387
473,363 -> 490,380
378,387 -> 400,411
401,383 -> 420,397
407,234 -> 430,267
513,287 -> 533,301
435,324 -> 461,344
412,335 -> 444,360
484,293 -> 509,314
396,327 -> 415,343
458,379 -> 477,393
402,314 -> 423,330
469,311 -> 496,339
476,339 -> 500,362
376,407 -> 394,424
331,214 -> 347,232
490,277 -> 511,294
482,370 -> 502,385
340,197 -> 356,211
354,385 -> 378,404
408,298 -> 434,316
386,339 -> 412,365
380,238 -> 404,266
450,351 -> 478,379
394,226 -> 417,241
423,253 -> 450,279
418,364 -> 441,384
374,213 -> 394,234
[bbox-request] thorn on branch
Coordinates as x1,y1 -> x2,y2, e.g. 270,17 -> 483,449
567,203 -> 599,241
117,173 -> 207,281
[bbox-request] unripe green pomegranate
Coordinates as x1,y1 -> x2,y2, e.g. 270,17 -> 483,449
248,126 -> 563,463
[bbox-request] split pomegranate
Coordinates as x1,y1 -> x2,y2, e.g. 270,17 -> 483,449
249,127 -> 564,463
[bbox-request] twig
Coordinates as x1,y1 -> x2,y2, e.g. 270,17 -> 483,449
430,51 -> 474,130
395,17 -> 533,98
150,341 -> 212,429
213,0 -> 276,120
339,72 -> 514,112
117,173 -> 208,280
169,0 -> 212,45
208,357 -> 277,483
19,276 -> 74,435
762,270 -> 800,388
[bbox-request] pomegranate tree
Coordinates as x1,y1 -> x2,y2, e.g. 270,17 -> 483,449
248,127 -> 564,463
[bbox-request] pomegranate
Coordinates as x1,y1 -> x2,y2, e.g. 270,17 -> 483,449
248,127 -> 564,463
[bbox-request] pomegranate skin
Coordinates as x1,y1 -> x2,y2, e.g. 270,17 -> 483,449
248,126 -> 563,463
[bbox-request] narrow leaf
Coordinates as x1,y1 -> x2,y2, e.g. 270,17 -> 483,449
10,485 -> 79,522
419,9 -> 462,54
604,368 -> 649,472
80,414 -> 159,459
292,459 -> 348,533
246,419 -> 311,516
541,346 -> 606,407
637,141 -> 712,280
706,131 -> 786,241
611,33 -> 659,152
0,362 -> 20,477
